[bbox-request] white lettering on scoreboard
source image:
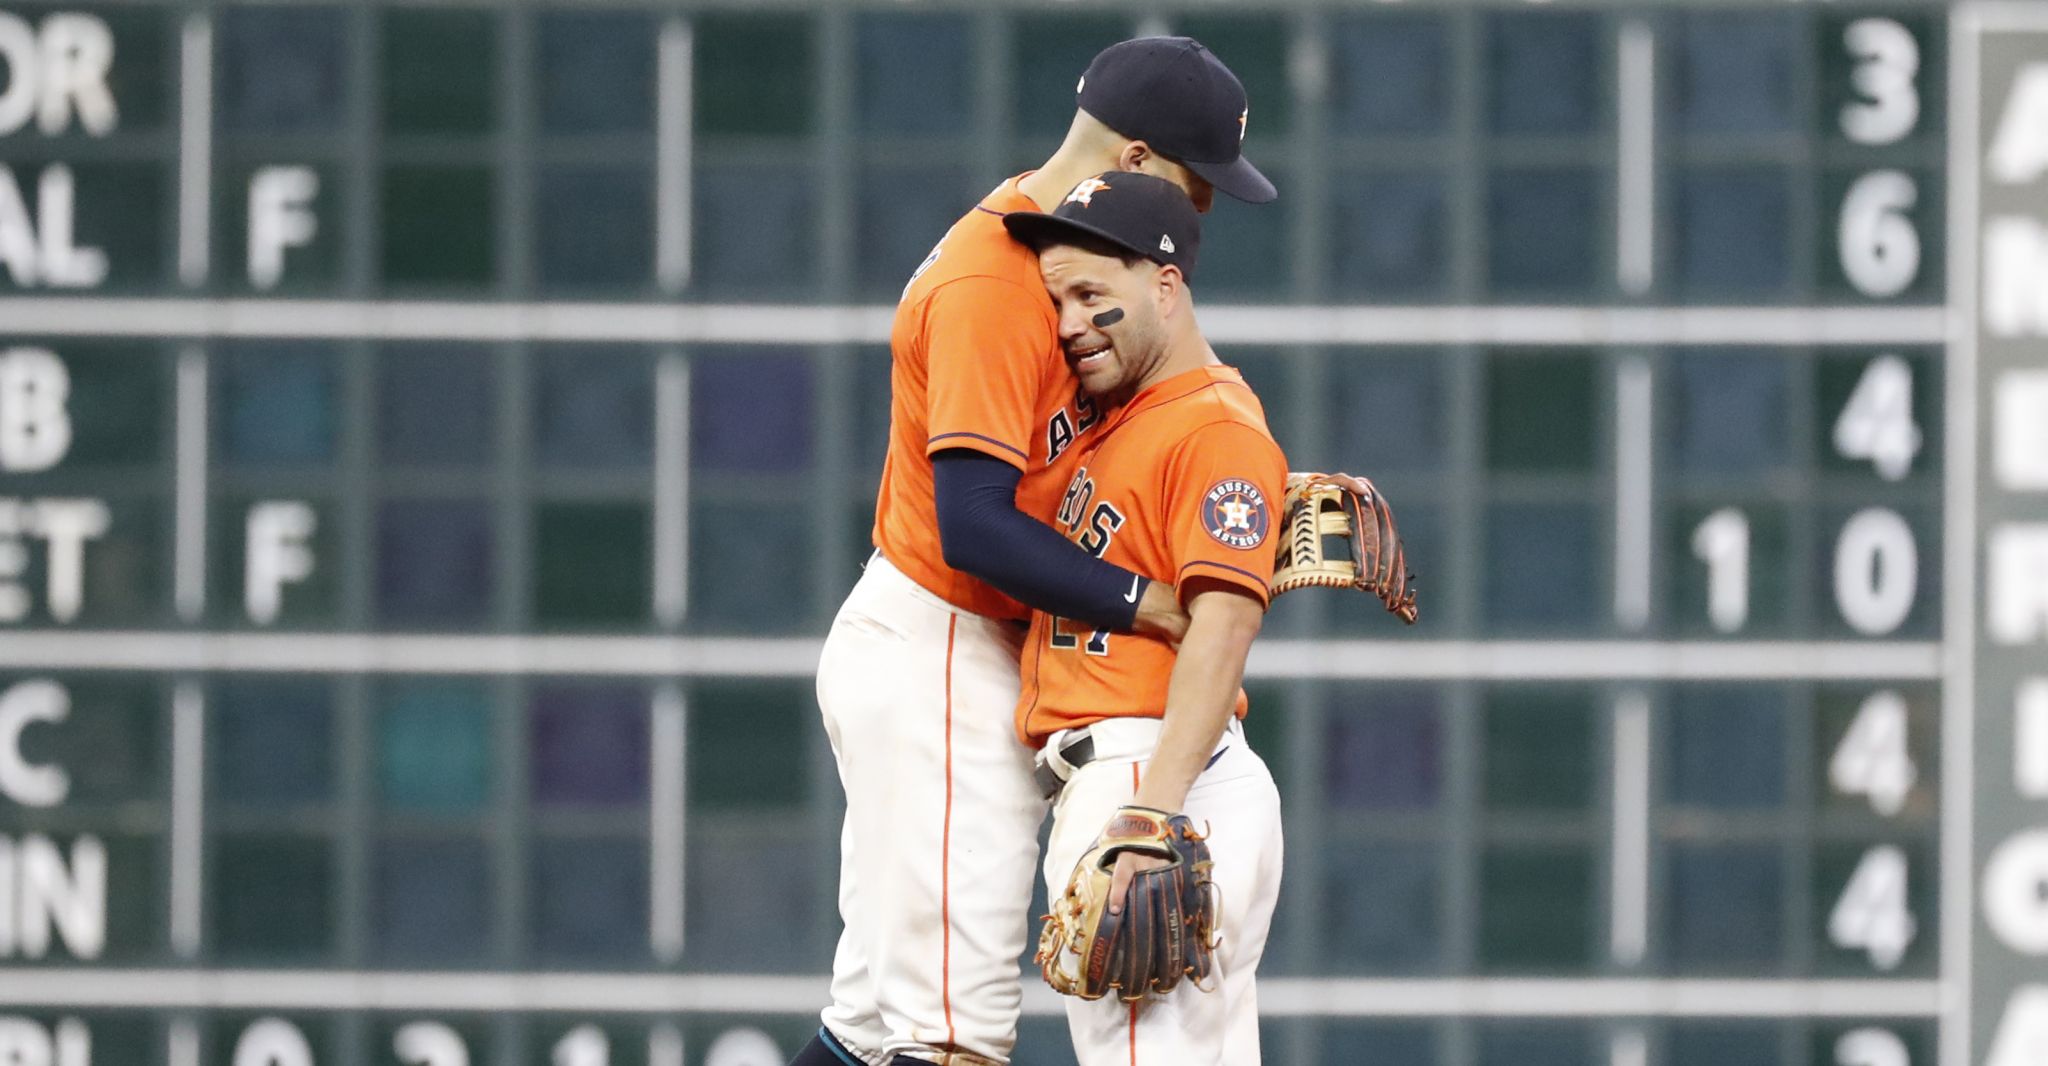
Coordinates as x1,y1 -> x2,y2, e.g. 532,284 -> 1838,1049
0,13 -> 116,137
1987,525 -> 2048,644
1994,370 -> 2048,490
246,501 -> 316,624
0,679 -> 67,808
0,165 -> 105,289
0,833 -> 104,960
1987,63 -> 2048,184
0,347 -> 108,624
2020,680 -> 2048,800
0,348 -> 70,473
1983,65 -> 2048,339
0,680 -> 105,963
0,498 -> 109,624
0,1018 -> 89,1066
1976,25 -> 2048,1066
0,11 -> 115,290
248,166 -> 319,290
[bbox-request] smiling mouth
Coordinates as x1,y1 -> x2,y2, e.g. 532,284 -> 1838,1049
1068,343 -> 1111,369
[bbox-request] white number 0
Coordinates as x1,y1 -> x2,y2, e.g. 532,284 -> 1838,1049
1834,508 -> 1917,635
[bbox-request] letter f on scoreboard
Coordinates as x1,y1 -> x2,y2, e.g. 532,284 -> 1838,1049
245,501 -> 315,625
248,166 -> 319,291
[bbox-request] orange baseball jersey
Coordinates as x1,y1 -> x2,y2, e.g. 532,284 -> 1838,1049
872,175 -> 1109,622
1016,365 -> 1288,743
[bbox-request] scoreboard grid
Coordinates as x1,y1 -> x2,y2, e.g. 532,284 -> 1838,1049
1,3 -> 2044,1066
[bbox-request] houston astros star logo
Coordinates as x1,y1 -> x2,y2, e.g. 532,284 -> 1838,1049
1065,177 -> 1111,206
1202,479 -> 1269,550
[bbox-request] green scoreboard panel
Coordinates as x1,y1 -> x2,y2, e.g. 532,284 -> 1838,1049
0,3 -> 2044,1066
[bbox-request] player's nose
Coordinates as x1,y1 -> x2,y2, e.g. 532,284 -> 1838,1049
1057,307 -> 1094,345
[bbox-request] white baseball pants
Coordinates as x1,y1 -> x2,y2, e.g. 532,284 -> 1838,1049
1040,723 -> 1284,1066
816,555 -> 1048,1066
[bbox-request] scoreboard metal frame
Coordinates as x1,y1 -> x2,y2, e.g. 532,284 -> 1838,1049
0,2 -> 2044,1066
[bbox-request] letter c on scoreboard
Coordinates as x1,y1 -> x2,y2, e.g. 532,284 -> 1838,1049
0,680 -> 67,808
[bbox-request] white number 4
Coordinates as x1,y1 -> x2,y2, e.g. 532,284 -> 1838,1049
1830,690 -> 1917,816
1828,844 -> 1916,970
1833,354 -> 1921,480
1836,1027 -> 1910,1066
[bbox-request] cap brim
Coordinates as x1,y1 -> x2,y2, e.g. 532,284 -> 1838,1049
1002,211 -> 1156,264
1187,154 -> 1276,204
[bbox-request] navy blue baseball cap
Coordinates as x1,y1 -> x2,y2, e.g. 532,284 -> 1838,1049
1003,172 -> 1202,280
1077,37 -> 1276,204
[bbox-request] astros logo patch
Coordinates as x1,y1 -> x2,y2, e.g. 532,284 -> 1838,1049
1202,479 -> 1269,550
1065,177 -> 1111,207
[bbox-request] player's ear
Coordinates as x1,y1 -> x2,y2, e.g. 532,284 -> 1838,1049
1154,263 -> 1186,316
1116,140 -> 1152,173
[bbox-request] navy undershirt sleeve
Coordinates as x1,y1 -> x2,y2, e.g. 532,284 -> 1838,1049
932,449 -> 1147,631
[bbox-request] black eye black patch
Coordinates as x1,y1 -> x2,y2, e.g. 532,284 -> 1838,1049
1091,308 -> 1125,328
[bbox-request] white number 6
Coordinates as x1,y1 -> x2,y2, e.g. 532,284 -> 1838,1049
1839,172 -> 1920,299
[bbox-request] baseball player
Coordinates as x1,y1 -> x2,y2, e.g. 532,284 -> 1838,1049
1002,174 -> 1286,1064
790,39 -> 1277,1066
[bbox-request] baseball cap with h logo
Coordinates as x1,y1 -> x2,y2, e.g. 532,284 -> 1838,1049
1002,171 -> 1204,280
1076,36 -> 1277,204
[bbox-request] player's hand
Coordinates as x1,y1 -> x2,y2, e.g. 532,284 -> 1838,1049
1291,469 -> 1375,497
1131,580 -> 1189,645
1106,849 -> 1174,915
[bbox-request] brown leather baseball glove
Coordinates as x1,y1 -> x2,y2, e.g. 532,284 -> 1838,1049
1036,806 -> 1218,1003
1272,473 -> 1419,624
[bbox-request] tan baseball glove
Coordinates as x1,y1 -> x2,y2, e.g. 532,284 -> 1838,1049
1272,472 -> 1420,624
1036,806 -> 1218,1003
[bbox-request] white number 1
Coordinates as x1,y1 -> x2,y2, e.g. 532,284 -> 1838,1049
1691,508 -> 1749,633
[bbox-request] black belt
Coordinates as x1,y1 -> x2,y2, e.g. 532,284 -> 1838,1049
1033,735 -> 1096,799
1032,732 -> 1230,800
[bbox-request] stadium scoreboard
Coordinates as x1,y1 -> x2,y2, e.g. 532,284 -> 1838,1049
0,2 -> 2045,1066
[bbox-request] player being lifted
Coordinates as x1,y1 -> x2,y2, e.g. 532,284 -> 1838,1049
1002,173 -> 1286,1065
790,38 -> 1276,1066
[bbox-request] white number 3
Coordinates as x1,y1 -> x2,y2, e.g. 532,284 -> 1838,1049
1841,19 -> 1920,145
